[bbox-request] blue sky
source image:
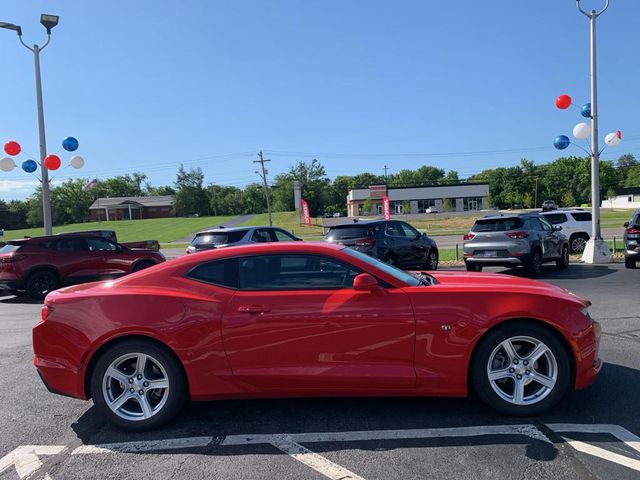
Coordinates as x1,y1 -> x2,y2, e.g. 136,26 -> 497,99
1,1 -> 639,200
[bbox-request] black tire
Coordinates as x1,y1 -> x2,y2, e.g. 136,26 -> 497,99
556,245 -> 569,270
466,263 -> 483,272
26,270 -> 60,300
471,321 -> 571,416
526,250 -> 542,277
569,233 -> 589,254
426,249 -> 438,271
90,339 -> 187,431
625,256 -> 637,269
133,260 -> 155,272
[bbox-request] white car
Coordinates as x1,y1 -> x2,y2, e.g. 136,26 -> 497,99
425,207 -> 439,214
541,209 -> 592,253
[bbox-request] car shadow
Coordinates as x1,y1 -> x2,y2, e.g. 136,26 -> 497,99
0,294 -> 42,305
70,362 -> 639,462
497,264 -> 618,280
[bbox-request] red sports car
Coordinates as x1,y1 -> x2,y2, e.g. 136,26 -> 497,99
33,242 -> 601,430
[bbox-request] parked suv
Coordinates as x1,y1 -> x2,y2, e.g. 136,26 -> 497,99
463,213 -> 569,276
623,209 -> 640,269
0,233 -> 165,299
323,220 -> 439,270
186,226 -> 301,254
541,209 -> 592,253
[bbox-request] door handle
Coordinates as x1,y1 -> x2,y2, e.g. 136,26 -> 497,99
237,305 -> 271,314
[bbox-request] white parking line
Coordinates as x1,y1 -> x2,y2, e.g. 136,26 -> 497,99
561,438 -> 640,472
0,445 -> 65,479
72,436 -> 213,454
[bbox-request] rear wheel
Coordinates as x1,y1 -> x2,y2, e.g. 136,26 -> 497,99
471,321 -> 571,416
625,256 -> 637,269
556,245 -> 569,269
526,250 -> 542,277
90,340 -> 187,431
569,233 -> 589,254
26,270 -> 60,300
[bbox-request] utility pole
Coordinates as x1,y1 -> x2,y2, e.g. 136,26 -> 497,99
383,165 -> 389,180
254,150 -> 272,226
534,177 -> 538,209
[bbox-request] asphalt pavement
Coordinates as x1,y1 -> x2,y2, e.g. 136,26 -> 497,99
0,263 -> 639,479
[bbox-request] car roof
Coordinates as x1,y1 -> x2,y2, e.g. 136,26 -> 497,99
194,226 -> 276,235
329,219 -> 386,227
477,213 -> 538,221
7,232 -> 104,243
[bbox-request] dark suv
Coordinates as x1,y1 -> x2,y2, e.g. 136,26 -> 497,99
323,220 -> 439,270
0,233 -> 165,299
463,213 -> 569,276
623,209 -> 640,269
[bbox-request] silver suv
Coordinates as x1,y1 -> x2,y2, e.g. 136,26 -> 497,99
623,209 -> 640,269
463,213 -> 569,276
186,226 -> 301,254
541,209 -> 592,253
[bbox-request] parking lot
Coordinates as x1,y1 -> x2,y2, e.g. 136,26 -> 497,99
1,263 -> 639,480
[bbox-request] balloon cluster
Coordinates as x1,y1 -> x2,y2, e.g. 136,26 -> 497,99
553,94 -> 621,150
0,137 -> 85,173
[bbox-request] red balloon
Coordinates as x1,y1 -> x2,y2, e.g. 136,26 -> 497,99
43,154 -> 61,170
4,141 -> 21,156
555,94 -> 572,110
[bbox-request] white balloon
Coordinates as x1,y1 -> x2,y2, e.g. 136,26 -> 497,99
70,155 -> 85,169
572,122 -> 591,140
605,131 -> 621,147
0,157 -> 16,172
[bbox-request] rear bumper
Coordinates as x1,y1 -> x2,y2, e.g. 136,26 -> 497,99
465,253 -> 532,267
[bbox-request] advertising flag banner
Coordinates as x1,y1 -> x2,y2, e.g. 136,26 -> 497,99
383,195 -> 391,220
301,199 -> 311,226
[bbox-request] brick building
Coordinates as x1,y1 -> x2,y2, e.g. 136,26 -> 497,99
88,196 -> 175,221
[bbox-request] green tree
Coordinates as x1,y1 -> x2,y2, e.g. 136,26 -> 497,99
625,165 -> 640,187
562,191 -> 576,208
174,165 -> 208,216
272,159 -> 331,216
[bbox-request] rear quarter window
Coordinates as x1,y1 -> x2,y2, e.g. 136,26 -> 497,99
570,212 -> 592,222
543,213 -> 567,224
472,218 -> 523,232
192,230 -> 247,246
325,226 -> 372,240
186,258 -> 239,288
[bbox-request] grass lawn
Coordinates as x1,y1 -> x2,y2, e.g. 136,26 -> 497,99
2,216 -> 234,243
600,209 -> 636,228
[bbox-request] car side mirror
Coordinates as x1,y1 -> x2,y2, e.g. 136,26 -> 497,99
624,222 -> 630,228
353,273 -> 380,292
553,225 -> 562,231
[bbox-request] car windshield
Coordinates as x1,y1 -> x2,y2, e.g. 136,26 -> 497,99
472,218 -> 524,232
0,243 -> 22,254
192,230 -> 247,246
342,247 -> 421,286
325,225 -> 371,240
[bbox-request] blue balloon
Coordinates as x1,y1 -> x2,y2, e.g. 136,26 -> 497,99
22,159 -> 38,173
581,103 -> 591,118
554,135 -> 570,150
62,136 -> 79,152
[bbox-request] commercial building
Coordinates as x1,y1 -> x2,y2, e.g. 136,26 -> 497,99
601,187 -> 640,209
89,195 -> 175,221
347,183 -> 490,217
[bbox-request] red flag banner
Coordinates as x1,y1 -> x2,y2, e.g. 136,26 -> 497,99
301,199 -> 311,226
383,195 -> 390,220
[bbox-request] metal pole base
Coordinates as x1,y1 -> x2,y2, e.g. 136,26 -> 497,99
581,238 -> 612,264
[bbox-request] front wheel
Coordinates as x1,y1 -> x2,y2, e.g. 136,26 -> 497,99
471,322 -> 571,416
526,250 -> 542,277
556,245 -> 569,269
90,340 -> 187,431
425,250 -> 438,270
625,256 -> 637,269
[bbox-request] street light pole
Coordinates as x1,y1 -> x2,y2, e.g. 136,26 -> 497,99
576,0 -> 611,264
1,14 -> 59,236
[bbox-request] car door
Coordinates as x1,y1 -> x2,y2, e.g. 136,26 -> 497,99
221,253 -> 416,390
384,222 -> 412,268
399,222 -> 427,268
85,237 -> 131,277
539,216 -> 561,257
49,238 -> 91,282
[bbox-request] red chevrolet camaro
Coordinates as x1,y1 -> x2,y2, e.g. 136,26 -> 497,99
33,242 -> 601,430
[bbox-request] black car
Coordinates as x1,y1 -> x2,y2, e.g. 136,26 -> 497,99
323,220 -> 438,270
623,209 -> 640,269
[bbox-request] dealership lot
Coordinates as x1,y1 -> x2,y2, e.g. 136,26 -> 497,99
1,263 -> 639,479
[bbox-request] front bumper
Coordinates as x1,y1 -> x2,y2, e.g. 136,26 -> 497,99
574,320 -> 602,390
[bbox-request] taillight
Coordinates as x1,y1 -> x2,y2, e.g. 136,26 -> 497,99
506,231 -> 529,239
463,233 -> 476,241
626,228 -> 640,235
41,305 -> 53,321
355,238 -> 376,246
0,254 -> 26,263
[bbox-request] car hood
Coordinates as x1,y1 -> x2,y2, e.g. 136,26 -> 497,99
423,270 -> 590,307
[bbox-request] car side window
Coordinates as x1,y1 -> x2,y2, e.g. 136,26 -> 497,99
539,217 -> 553,231
571,212 -> 592,222
386,222 -> 405,237
399,222 -> 419,238
55,238 -> 88,252
251,229 -> 271,243
272,229 -> 297,241
86,237 -> 119,251
238,254 -> 361,291
544,213 -> 567,224
186,258 -> 239,289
